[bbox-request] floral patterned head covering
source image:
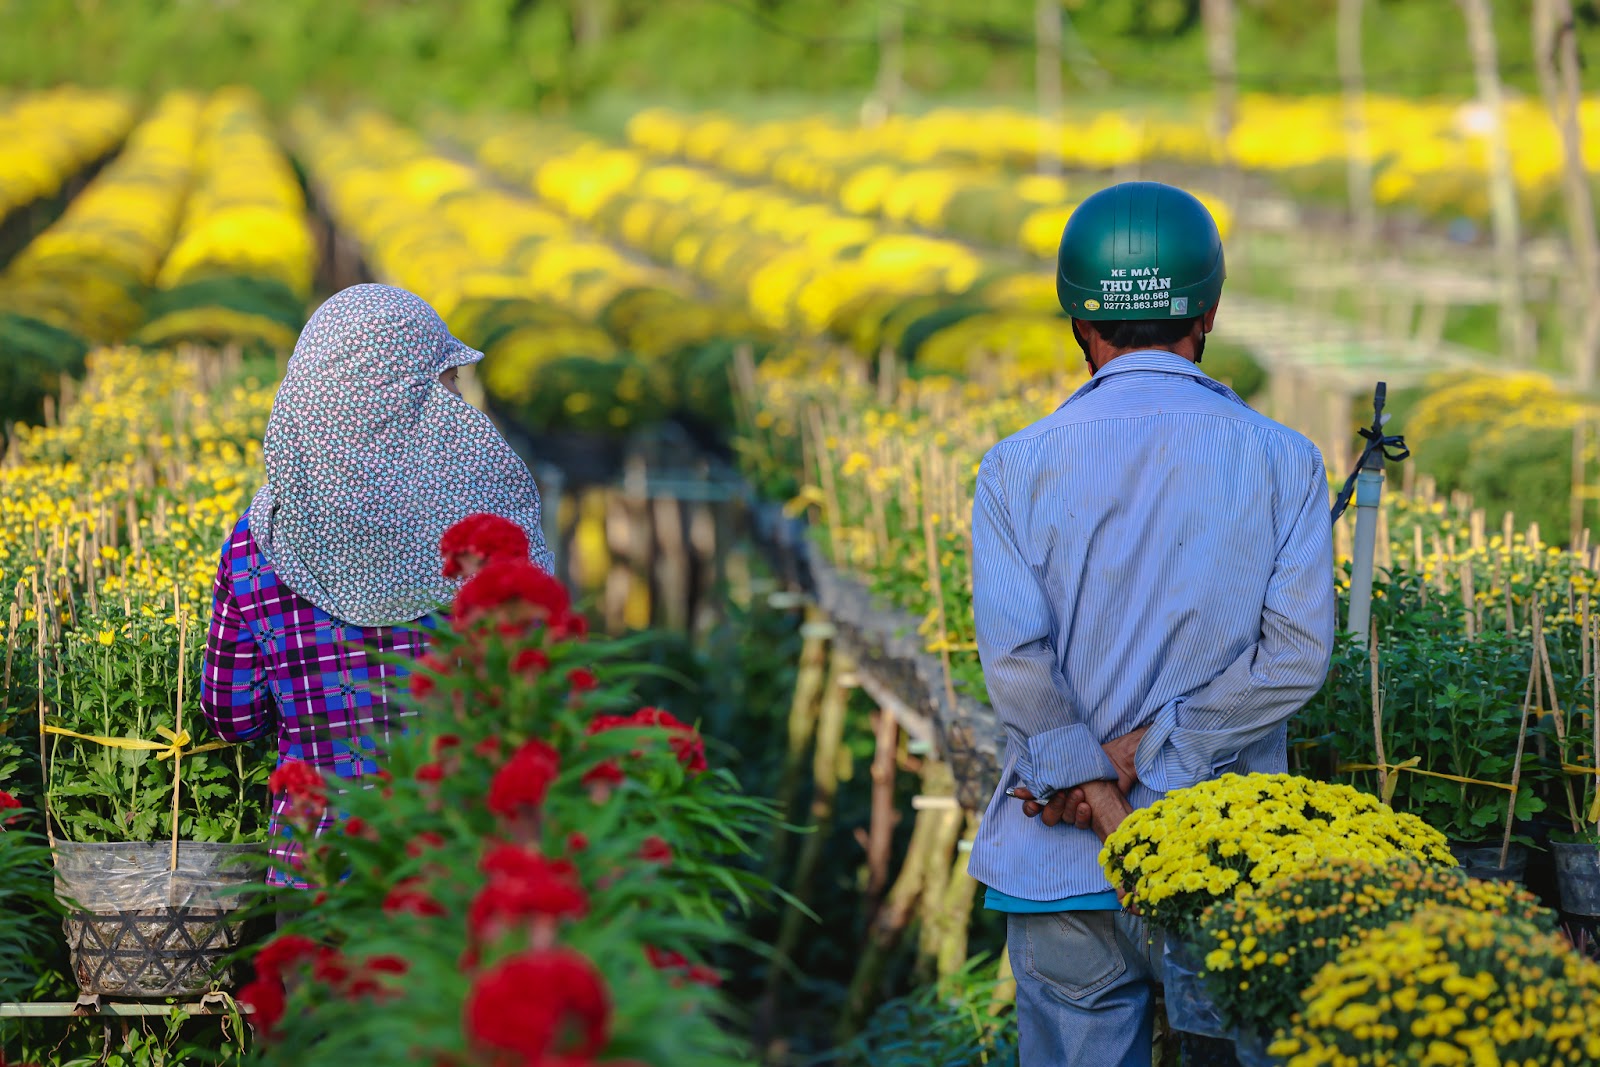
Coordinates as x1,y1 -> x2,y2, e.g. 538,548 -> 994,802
248,284 -> 555,627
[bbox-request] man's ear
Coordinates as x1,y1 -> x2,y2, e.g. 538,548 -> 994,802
1201,304 -> 1220,333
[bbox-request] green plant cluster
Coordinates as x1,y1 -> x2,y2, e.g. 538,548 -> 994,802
46,605 -> 271,845
251,607 -> 777,1065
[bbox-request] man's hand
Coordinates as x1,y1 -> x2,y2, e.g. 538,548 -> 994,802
1102,726 -> 1149,795
1078,779 -> 1134,841
1011,786 -> 1092,828
1011,780 -> 1132,840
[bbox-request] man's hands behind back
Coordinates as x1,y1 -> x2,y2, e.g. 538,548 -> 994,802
1012,725 -> 1147,842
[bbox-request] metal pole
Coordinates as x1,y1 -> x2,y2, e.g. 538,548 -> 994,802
1346,383 -> 1388,636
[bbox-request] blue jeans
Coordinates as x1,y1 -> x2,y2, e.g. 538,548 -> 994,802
1008,910 -> 1162,1067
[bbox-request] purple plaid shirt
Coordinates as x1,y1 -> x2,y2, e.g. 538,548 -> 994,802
200,512 -> 435,888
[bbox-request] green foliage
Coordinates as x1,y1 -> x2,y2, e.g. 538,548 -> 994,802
0,310 -> 89,425
252,616 -> 778,1066
1292,573 -> 1558,843
3,0 -> 1595,113
829,955 -> 1016,1067
1200,340 -> 1265,403
46,608 -> 270,845
0,811 -> 59,1004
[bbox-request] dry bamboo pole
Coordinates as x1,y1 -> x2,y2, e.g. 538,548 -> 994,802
1591,602 -> 1599,833
928,813 -> 981,979
1338,0 -> 1380,336
913,797 -> 967,976
1535,605 -> 1582,833
762,605 -> 830,887
1460,0 -> 1533,364
1534,0 -> 1600,386
1370,618 -> 1387,800
1500,631 -> 1542,868
651,495 -> 689,632
1034,0 -> 1063,177
865,706 -> 899,905
764,647 -> 856,1010
836,760 -> 954,1041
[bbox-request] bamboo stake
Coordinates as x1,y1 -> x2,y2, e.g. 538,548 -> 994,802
1500,634 -> 1541,868
171,585 -> 186,870
1462,560 -> 1478,641
763,606 -> 830,885
765,647 -> 855,1019
1591,602 -> 1599,835
836,760 -> 953,1040
33,575 -> 53,848
866,705 -> 899,904
928,813 -> 980,979
1370,618 -> 1387,800
809,406 -> 846,569
1535,605 -> 1582,833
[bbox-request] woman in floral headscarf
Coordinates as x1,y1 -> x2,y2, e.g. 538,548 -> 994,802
198,284 -> 554,901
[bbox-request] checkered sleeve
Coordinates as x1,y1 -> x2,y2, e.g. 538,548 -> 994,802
200,535 -> 276,743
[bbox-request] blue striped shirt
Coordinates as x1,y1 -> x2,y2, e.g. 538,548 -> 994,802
966,350 -> 1335,902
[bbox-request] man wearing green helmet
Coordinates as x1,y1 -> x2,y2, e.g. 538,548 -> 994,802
967,182 -> 1335,1066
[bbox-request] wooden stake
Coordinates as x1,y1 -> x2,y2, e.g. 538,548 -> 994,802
1370,618 -> 1387,801
866,705 -> 899,904
1501,632 -> 1541,868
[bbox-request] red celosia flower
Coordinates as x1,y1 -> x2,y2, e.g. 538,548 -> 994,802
0,790 -> 22,827
452,558 -> 572,632
268,761 -> 328,824
406,831 -> 446,858
567,668 -> 598,693
416,762 -> 447,784
474,735 -> 505,763
464,949 -> 610,1060
586,708 -> 708,774
343,817 -> 377,840
512,648 -> 550,677
566,831 -> 589,853
367,955 -> 409,975
440,514 -> 532,579
410,651 -> 449,700
434,734 -> 462,754
311,947 -> 351,989
238,976 -> 286,1037
383,877 -> 446,918
642,945 -> 724,988
487,739 -> 560,820
581,759 -> 625,803
254,934 -> 318,980
469,845 -> 588,943
639,836 -> 673,865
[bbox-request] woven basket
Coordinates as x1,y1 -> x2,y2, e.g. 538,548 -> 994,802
54,841 -> 262,999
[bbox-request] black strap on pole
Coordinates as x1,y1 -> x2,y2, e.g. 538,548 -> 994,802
1330,382 -> 1410,524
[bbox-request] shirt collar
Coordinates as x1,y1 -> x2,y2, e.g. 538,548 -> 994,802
1059,349 -> 1246,409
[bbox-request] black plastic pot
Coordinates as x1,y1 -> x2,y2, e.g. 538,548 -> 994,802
1448,840 -> 1529,883
1552,841 -> 1600,917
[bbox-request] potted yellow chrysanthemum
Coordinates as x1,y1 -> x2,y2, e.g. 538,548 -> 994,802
1099,773 -> 1455,1041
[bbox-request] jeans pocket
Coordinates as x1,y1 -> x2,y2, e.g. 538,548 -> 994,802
1019,911 -> 1128,1002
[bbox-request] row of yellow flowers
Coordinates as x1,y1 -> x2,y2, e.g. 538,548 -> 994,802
456,116 -> 1087,381
641,94 -> 1600,225
139,87 -> 317,352
293,107 -> 763,432
0,87 -> 134,224
1,92 -> 201,345
624,107 -> 1232,262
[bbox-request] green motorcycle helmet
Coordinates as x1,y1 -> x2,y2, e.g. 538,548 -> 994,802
1056,181 -> 1225,321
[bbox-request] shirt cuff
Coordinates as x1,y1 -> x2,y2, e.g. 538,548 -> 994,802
1021,723 -> 1119,798
1134,700 -> 1242,794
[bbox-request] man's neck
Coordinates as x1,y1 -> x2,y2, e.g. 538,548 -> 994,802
1090,343 -> 1196,375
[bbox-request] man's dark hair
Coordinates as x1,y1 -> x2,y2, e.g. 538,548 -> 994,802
1072,315 -> 1204,357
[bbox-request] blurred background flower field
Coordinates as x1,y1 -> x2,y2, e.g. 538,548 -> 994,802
8,2 -> 1600,1066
